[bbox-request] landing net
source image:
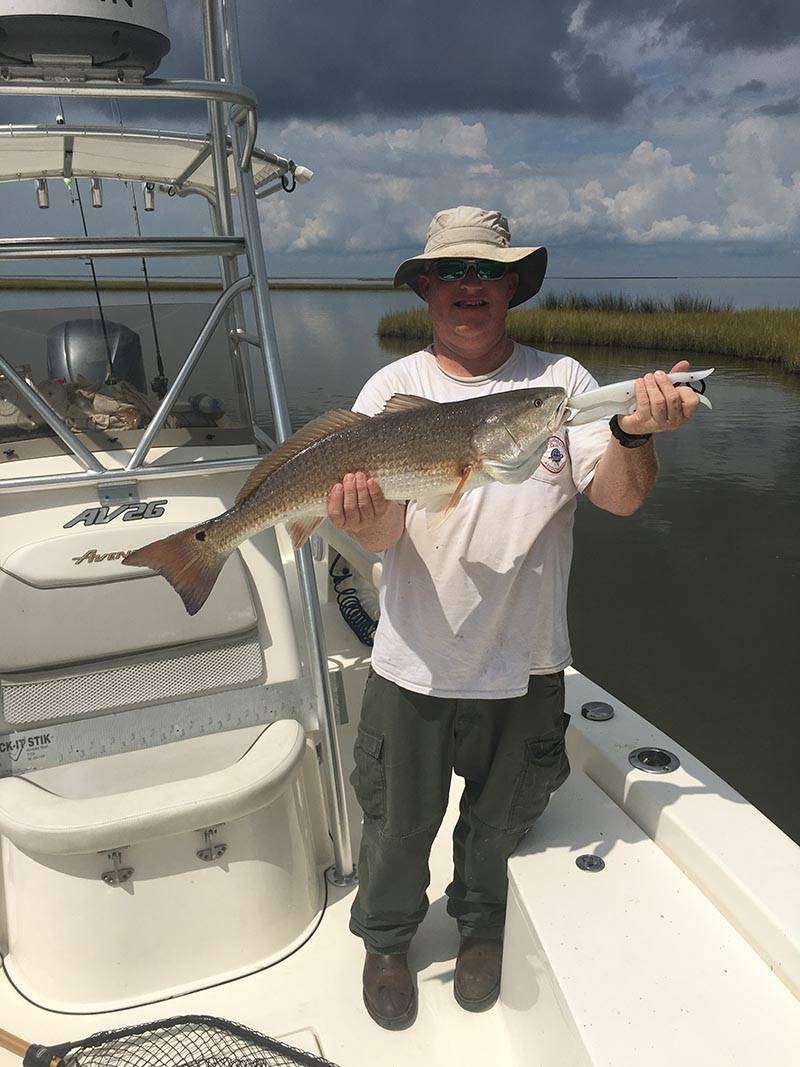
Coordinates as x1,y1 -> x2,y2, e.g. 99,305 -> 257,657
24,1015 -> 341,1067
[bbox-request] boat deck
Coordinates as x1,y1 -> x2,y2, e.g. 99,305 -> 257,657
0,592 -> 797,1066
0,694 -> 516,1066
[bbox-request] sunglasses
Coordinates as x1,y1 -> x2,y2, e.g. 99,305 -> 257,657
431,258 -> 509,281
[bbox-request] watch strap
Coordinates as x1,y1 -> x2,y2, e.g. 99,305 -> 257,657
609,414 -> 652,448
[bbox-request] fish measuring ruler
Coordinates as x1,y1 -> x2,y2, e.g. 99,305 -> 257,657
0,672 -> 348,777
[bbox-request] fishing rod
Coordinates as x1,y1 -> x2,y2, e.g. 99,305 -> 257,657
111,98 -> 169,398
57,96 -> 115,386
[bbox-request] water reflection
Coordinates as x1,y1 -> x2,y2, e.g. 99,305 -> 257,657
269,289 -> 419,426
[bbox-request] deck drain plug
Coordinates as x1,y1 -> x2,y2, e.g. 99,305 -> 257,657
581,701 -> 614,721
629,747 -> 680,774
576,855 -> 605,872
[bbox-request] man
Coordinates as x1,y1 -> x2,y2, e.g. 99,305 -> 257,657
326,206 -> 701,1030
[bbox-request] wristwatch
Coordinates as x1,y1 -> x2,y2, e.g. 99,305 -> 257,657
609,414 -> 652,448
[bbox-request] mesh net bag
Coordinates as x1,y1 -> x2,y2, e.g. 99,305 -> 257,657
23,1015 -> 341,1067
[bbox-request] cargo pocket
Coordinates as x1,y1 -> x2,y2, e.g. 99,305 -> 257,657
350,725 -> 386,819
506,711 -> 571,833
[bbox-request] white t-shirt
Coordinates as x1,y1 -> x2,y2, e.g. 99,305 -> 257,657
352,343 -> 611,699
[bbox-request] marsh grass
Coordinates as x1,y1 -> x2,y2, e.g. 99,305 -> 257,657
538,290 -> 734,314
377,291 -> 800,370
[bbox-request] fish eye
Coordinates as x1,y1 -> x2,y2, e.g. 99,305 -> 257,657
196,531 -> 206,541
533,399 -> 542,408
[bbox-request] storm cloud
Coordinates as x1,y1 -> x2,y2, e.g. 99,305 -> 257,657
757,95 -> 800,116
581,0 -> 800,52
732,80 -> 768,96
164,0 -> 638,121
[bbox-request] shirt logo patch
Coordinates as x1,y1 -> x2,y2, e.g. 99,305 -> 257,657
541,435 -> 567,474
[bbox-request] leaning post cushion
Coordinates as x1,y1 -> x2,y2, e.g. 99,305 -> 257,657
0,719 -> 304,855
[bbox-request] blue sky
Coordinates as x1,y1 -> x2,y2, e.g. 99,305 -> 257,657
3,1 -> 800,279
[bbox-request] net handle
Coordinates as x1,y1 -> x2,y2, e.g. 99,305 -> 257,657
0,1027 -> 31,1059
0,1029 -> 61,1067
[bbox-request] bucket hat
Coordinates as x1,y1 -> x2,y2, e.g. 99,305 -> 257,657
393,206 -> 547,308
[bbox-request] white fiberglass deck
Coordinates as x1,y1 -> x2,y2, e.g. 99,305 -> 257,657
0,607 -> 797,1066
0,600 -> 516,1066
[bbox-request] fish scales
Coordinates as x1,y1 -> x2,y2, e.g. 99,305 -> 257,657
122,386 -> 567,614
238,401 -> 483,528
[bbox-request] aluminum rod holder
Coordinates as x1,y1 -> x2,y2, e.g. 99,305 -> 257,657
0,353 -> 104,473
126,274 -> 253,469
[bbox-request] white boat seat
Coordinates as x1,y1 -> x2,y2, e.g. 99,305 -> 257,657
0,719 -> 305,856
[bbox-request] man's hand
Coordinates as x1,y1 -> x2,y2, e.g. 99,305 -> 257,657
327,471 -> 405,552
617,359 -> 701,436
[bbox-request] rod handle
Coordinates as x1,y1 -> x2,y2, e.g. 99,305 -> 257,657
0,1026 -> 30,1058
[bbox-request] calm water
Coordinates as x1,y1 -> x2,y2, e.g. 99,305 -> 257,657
1,284 -> 798,843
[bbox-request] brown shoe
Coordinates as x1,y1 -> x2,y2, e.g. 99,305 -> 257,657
454,936 -> 502,1012
362,948 -> 417,1030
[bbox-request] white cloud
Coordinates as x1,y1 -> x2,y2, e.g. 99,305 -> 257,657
258,116 -> 492,256
712,117 -> 800,239
279,116 -> 487,177
604,141 -> 699,239
257,110 -> 800,260
510,140 -> 717,244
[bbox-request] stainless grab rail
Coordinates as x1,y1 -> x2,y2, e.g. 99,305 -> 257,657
0,237 -> 246,260
126,275 -> 253,469
0,78 -> 259,169
0,355 -> 104,474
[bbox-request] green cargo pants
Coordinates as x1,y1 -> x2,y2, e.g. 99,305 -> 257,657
348,667 -> 570,953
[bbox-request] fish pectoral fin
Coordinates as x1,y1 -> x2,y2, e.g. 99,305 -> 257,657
236,409 -> 370,506
421,494 -> 453,530
379,393 -> 439,416
421,465 -> 474,530
288,515 -> 325,550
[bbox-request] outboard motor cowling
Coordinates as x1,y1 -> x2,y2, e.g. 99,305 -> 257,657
0,0 -> 171,79
47,318 -> 147,394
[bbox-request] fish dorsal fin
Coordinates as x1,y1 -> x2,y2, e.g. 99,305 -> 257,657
235,409 -> 369,506
380,393 -> 438,416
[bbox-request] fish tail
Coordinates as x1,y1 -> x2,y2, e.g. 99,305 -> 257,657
122,523 -> 230,616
